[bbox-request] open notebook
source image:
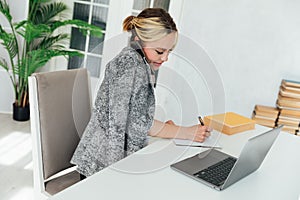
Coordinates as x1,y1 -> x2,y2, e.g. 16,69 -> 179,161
173,131 -> 221,148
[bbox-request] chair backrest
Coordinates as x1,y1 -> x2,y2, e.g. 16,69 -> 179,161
29,68 -> 91,198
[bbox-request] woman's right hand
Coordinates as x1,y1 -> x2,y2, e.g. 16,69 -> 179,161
165,120 -> 175,125
183,125 -> 212,142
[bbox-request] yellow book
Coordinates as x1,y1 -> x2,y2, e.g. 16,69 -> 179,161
280,87 -> 300,99
277,118 -> 299,127
255,105 -> 279,114
203,112 -> 255,135
282,79 -> 300,89
281,125 -> 298,135
254,109 -> 278,119
280,109 -> 300,118
252,115 -> 275,128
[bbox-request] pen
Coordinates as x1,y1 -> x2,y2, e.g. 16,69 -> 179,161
198,116 -> 205,126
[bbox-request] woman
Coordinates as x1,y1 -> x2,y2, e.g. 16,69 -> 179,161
71,8 -> 211,178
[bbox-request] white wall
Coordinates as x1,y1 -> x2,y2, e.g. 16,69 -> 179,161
2,0 -> 300,119
155,0 -> 300,126
0,0 -> 29,113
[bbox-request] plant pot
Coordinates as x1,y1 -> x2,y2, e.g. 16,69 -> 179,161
13,103 -> 30,121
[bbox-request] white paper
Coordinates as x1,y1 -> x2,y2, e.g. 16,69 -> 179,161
173,131 -> 221,148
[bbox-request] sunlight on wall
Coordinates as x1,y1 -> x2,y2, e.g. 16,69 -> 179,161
0,132 -> 32,165
24,161 -> 33,170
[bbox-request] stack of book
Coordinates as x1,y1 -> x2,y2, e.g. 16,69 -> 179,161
252,105 -> 279,128
276,79 -> 300,134
277,79 -> 300,109
277,109 -> 300,135
251,79 -> 300,135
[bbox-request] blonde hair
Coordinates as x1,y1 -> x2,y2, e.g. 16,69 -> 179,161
123,8 -> 177,42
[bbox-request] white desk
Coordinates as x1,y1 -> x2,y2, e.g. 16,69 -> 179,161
49,125 -> 300,200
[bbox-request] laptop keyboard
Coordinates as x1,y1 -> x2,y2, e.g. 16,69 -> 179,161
194,157 -> 237,186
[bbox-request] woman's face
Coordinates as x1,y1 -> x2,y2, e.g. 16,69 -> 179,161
142,32 -> 177,71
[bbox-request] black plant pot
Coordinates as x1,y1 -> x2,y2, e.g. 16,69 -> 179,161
13,103 -> 30,121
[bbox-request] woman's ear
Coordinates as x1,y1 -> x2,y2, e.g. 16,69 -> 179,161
134,36 -> 140,41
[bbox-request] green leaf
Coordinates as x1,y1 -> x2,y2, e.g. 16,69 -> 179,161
0,58 -> 9,71
17,49 -> 82,78
50,19 -> 103,38
0,0 -> 12,22
33,2 -> 67,25
17,21 -> 51,44
31,34 -> 69,50
0,26 -> 18,59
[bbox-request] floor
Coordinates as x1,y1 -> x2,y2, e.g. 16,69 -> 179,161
0,113 -> 33,200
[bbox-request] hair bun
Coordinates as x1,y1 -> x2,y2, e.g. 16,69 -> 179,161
131,16 -> 138,25
123,15 -> 136,31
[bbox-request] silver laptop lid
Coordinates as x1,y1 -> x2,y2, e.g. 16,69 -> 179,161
222,125 -> 282,189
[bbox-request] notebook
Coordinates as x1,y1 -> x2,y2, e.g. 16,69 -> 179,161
170,125 -> 282,191
173,131 -> 221,148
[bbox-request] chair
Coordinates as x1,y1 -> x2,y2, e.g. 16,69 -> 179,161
28,68 -> 92,199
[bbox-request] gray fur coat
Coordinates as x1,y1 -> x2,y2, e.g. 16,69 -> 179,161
71,45 -> 155,177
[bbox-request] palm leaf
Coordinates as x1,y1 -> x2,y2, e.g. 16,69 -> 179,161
33,2 -> 67,25
17,21 -> 51,44
0,0 -> 12,22
30,0 -> 51,3
0,26 -> 18,60
31,33 -> 69,50
28,0 -> 51,22
16,49 -> 83,78
0,58 -> 8,71
15,20 -> 28,30
50,19 -> 103,38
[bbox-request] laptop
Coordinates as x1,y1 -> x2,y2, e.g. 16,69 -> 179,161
170,125 -> 282,191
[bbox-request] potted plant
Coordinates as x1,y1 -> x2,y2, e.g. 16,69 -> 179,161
0,0 -> 102,121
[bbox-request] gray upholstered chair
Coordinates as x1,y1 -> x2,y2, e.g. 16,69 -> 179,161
28,68 -> 91,199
